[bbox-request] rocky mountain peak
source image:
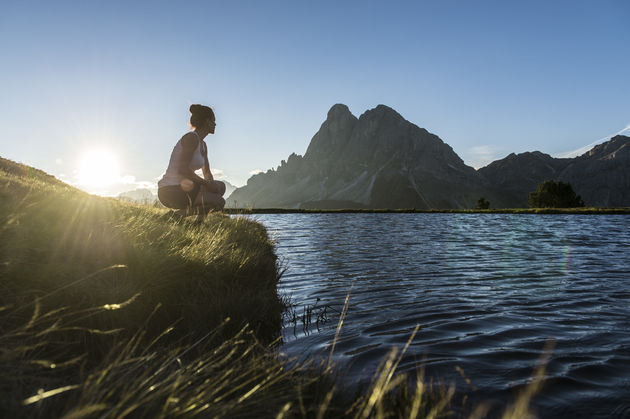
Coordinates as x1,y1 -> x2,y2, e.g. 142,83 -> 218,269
304,104 -> 357,162
327,103 -> 352,120
587,135 -> 629,159
229,104 -> 486,209
359,104 -> 405,122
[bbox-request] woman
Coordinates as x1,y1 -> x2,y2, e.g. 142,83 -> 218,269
158,104 -> 226,216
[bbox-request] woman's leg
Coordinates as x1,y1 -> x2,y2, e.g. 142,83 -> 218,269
215,180 -> 226,196
194,184 -> 226,213
206,180 -> 226,196
158,185 -> 199,211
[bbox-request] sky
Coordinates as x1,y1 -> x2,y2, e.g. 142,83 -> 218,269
1,0 -> 629,196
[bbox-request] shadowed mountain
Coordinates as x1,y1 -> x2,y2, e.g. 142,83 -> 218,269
227,104 -> 630,209
228,104 -> 493,209
479,135 -> 630,207
558,135 -> 630,206
477,152 -> 572,207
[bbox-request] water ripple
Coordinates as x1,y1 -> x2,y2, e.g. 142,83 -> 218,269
244,213 -> 630,417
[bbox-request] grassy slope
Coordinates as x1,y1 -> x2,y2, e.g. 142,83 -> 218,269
1,157 -> 541,418
0,157 -> 283,342
0,157 -> 305,416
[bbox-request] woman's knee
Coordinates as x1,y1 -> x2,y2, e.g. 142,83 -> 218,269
195,191 -> 225,209
215,180 -> 226,196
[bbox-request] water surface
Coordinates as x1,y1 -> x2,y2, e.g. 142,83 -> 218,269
249,213 -> 630,417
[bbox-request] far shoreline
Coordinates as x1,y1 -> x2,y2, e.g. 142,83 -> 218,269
224,207 -> 630,215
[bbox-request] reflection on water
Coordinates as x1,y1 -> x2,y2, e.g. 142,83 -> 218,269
247,213 -> 630,418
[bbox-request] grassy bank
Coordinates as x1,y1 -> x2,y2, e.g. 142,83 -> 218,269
0,157 -> 302,416
0,157 -> 283,343
0,158 -> 455,418
1,157 -> 543,418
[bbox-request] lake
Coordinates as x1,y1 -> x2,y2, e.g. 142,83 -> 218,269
249,213 -> 630,418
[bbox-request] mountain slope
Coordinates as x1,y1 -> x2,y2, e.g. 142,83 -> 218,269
557,135 -> 630,206
479,135 -> 630,207
228,104 -> 491,209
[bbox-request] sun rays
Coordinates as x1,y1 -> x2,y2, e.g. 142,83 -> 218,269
76,149 -> 120,191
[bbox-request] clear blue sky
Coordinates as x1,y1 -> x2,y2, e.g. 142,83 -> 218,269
1,0 -> 629,195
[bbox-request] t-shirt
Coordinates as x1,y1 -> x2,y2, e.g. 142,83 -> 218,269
158,132 -> 205,188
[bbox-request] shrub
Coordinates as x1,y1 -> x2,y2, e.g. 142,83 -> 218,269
475,197 -> 490,210
528,180 -> 585,208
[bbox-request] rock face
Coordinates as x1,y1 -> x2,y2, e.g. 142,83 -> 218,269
228,104 -> 492,209
477,152 -> 572,207
227,103 -> 630,209
479,135 -> 630,207
558,135 -> 630,206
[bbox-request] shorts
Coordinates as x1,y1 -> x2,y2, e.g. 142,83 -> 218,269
158,183 -> 200,209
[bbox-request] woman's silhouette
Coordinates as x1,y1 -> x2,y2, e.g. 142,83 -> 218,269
158,104 -> 226,217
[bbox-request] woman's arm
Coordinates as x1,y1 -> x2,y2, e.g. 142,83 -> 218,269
200,140 -> 214,182
202,160 -> 214,182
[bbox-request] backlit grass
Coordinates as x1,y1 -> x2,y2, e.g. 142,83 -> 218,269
1,157 -> 283,343
1,157 -> 545,417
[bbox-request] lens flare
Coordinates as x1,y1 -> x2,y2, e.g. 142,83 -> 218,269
563,246 -> 572,273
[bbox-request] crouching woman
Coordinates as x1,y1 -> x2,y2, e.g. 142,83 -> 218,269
158,104 -> 225,217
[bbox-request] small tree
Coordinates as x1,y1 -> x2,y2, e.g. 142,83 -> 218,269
475,197 -> 490,210
528,180 -> 585,208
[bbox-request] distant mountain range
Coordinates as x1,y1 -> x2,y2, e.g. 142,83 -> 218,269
118,188 -> 158,204
118,181 -> 237,205
479,136 -> 630,207
227,104 -> 630,208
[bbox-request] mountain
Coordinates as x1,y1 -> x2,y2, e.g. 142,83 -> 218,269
477,152 -> 572,207
557,135 -> 630,206
228,104 -> 492,209
222,180 -> 237,199
228,104 -> 630,209
117,180 -> 236,206
479,135 -> 630,207
118,188 -> 157,204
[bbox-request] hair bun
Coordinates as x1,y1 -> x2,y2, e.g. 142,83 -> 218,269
188,104 -> 215,128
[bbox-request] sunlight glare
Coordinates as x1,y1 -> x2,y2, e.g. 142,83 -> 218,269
77,149 -> 120,188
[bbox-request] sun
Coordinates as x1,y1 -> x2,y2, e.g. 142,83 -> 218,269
77,149 -> 121,188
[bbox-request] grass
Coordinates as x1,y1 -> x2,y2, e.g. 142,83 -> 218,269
1,156 -> 283,343
1,156 -> 547,418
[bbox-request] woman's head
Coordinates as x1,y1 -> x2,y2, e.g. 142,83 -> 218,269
189,104 -> 215,131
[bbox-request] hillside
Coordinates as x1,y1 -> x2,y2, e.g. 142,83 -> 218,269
0,157 -> 282,339
0,156 -> 291,415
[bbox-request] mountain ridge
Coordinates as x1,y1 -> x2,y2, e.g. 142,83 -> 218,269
479,135 -> 630,207
228,104 -> 492,209
228,104 -> 630,208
